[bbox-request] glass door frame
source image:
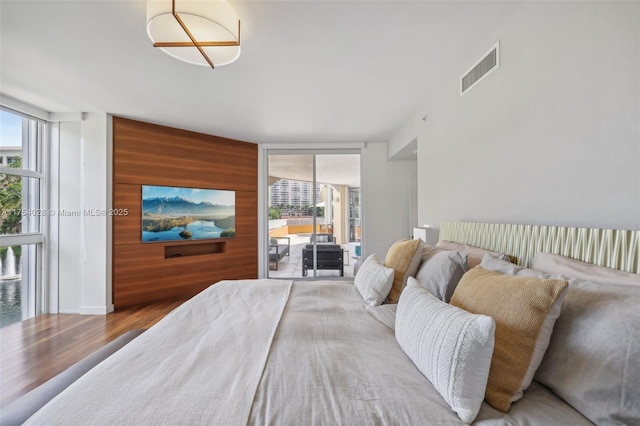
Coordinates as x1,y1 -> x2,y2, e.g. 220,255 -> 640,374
261,147 -> 362,279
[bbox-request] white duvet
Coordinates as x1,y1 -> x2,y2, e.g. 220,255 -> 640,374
26,279 -> 592,426
26,279 -> 293,425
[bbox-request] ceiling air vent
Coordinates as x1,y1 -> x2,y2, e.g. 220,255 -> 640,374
461,42 -> 499,96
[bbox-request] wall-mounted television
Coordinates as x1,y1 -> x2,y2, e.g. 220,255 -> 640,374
142,185 -> 236,243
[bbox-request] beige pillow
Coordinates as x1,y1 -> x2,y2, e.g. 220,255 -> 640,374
450,267 -> 567,412
436,240 -> 510,268
479,254 -> 568,401
384,239 -> 423,303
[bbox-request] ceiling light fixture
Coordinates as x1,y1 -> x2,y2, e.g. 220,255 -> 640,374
146,0 -> 241,69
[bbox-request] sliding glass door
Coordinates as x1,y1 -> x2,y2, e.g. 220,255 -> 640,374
267,151 -> 361,279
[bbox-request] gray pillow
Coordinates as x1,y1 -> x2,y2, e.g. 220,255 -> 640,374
436,240 -> 510,268
480,253 -> 640,425
533,252 -> 640,287
413,246 -> 467,302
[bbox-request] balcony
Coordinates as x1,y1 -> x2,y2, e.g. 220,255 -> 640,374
268,219 -> 359,278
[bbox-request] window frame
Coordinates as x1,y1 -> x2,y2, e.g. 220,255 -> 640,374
0,106 -> 47,319
264,148 -> 362,279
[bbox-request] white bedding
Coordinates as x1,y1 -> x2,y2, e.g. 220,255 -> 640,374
26,279 -> 592,425
26,279 -> 293,425
249,281 -> 461,425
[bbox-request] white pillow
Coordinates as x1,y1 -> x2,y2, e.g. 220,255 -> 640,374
354,254 -> 395,306
396,278 -> 495,424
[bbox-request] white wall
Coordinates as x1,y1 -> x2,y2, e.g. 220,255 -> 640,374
361,142 -> 417,259
54,113 -> 112,314
395,2 -> 640,231
57,121 -> 82,312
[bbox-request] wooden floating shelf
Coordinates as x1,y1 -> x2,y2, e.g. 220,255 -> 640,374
164,241 -> 226,259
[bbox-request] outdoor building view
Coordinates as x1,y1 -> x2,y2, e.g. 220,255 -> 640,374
268,179 -> 323,219
267,154 -> 361,278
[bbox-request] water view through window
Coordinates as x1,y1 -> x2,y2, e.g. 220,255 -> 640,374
1,107 -> 44,327
0,245 -> 23,327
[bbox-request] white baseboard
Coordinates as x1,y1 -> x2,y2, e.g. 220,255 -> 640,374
79,304 -> 115,315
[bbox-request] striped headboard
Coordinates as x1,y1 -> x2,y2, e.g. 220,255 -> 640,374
440,221 -> 640,274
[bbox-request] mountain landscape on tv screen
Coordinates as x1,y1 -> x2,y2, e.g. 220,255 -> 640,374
141,189 -> 236,242
142,196 -> 234,217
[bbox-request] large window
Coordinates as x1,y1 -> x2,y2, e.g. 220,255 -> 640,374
0,108 -> 45,327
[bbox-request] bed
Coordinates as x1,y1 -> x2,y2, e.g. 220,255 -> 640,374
13,222 -> 640,425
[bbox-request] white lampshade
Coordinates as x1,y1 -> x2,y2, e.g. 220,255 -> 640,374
147,0 -> 241,68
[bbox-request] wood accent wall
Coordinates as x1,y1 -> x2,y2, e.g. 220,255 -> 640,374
112,117 -> 258,307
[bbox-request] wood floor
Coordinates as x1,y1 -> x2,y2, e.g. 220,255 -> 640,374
0,298 -> 187,407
